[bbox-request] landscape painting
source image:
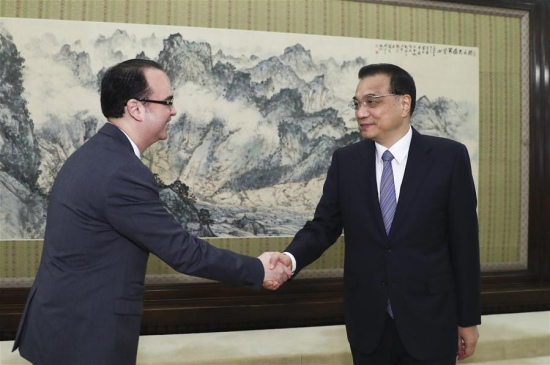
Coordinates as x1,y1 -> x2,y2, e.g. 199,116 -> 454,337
0,18 -> 479,239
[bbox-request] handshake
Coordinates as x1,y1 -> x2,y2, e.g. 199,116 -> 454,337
258,252 -> 293,290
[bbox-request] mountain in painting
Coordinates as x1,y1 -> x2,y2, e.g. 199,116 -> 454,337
0,23 -> 475,238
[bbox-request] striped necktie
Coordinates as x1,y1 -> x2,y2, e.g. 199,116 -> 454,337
380,150 -> 396,235
380,150 -> 396,317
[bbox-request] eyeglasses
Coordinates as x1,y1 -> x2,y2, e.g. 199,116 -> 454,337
136,98 -> 174,106
348,94 -> 401,110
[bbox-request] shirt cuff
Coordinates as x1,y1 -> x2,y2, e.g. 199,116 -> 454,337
282,252 -> 297,274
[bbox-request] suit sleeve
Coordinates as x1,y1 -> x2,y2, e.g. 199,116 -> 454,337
285,150 -> 344,276
103,161 -> 264,290
448,144 -> 481,327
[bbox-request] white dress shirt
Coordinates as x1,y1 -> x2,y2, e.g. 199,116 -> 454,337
374,126 -> 412,202
284,126 -> 413,274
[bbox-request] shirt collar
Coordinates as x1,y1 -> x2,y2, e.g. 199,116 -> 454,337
108,122 -> 141,159
375,125 -> 412,165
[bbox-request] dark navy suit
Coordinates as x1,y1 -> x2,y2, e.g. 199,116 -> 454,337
285,128 -> 480,360
13,123 -> 263,364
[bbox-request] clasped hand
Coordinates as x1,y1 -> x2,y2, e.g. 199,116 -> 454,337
258,252 -> 292,290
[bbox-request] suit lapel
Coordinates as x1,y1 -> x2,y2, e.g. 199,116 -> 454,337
356,140 -> 387,238
389,128 -> 433,239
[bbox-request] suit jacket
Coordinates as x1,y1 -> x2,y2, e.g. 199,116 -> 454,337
13,123 -> 263,365
285,128 -> 481,360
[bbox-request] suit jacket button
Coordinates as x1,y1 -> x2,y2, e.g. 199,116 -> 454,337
384,244 -> 392,252
382,280 -> 388,286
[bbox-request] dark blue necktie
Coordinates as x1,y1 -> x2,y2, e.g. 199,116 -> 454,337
380,150 -> 396,317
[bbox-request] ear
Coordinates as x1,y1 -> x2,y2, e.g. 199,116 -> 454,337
126,99 -> 144,122
400,94 -> 412,117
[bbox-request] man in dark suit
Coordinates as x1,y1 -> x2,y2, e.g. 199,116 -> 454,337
271,63 -> 481,364
12,59 -> 290,365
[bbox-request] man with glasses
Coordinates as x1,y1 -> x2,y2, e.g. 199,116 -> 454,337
12,59 -> 291,365
271,63 -> 481,364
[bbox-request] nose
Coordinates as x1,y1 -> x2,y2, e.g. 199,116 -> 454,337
355,104 -> 370,119
170,105 -> 177,116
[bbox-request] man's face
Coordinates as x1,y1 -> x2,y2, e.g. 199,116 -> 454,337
141,68 -> 177,143
354,73 -> 409,148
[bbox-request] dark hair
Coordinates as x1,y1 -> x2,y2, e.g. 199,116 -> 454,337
358,63 -> 416,116
100,59 -> 164,118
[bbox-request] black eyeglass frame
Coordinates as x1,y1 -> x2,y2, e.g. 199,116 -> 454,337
136,98 -> 174,106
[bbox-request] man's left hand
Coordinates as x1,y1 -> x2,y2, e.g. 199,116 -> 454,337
457,325 -> 479,361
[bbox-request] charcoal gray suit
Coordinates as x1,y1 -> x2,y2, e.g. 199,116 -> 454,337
13,123 -> 264,364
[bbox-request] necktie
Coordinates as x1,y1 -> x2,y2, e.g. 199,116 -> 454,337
380,150 -> 396,318
380,150 -> 396,235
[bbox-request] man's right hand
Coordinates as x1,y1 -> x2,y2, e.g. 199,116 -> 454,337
268,252 -> 292,272
258,252 -> 291,290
